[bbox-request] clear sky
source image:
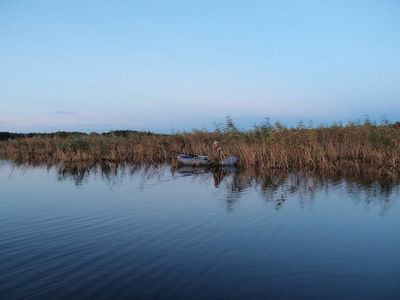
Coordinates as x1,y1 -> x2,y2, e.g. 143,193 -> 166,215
1,0 -> 399,133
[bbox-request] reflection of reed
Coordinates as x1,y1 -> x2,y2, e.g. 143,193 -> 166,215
56,161 -> 154,188
218,168 -> 400,214
8,160 -> 399,215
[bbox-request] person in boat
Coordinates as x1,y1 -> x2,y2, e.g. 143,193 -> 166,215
212,141 -> 227,162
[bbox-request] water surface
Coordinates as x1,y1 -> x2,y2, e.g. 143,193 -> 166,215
1,160 -> 400,299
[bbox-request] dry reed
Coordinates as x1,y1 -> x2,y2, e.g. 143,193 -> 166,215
1,119 -> 399,175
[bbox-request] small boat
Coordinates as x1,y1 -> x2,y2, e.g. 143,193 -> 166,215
177,154 -> 238,166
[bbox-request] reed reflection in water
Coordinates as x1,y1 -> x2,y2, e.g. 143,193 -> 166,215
51,161 -> 400,212
1,160 -> 400,299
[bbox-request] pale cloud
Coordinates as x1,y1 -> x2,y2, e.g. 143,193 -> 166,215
52,111 -> 95,116
53,110 -> 77,115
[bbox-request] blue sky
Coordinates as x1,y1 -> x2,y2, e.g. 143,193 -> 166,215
1,0 -> 399,133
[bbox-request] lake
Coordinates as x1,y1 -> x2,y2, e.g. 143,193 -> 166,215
1,160 -> 400,299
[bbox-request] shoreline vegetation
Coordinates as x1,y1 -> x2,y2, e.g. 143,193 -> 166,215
1,118 -> 399,176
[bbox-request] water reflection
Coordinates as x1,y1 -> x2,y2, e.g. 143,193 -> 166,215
3,160 -> 400,215
176,166 -> 210,176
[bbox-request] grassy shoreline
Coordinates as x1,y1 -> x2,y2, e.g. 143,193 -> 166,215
1,119 -> 399,175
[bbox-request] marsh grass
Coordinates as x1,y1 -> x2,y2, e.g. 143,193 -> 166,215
1,119 -> 399,175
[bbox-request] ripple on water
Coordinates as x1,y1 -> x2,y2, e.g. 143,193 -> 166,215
1,162 -> 400,298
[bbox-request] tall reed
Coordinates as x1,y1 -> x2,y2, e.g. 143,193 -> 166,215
1,119 -> 399,175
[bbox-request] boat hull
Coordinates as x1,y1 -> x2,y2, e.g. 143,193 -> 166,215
177,154 -> 210,165
177,154 -> 238,166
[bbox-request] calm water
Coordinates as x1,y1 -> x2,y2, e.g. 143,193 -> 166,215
1,160 -> 400,299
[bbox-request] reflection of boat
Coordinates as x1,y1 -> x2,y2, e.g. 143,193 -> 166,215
177,166 -> 210,175
177,165 -> 237,177
220,165 -> 238,172
177,154 -> 239,166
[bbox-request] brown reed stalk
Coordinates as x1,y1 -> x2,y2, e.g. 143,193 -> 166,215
0,120 -> 399,175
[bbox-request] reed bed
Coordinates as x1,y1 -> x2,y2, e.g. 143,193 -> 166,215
1,119 -> 399,175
